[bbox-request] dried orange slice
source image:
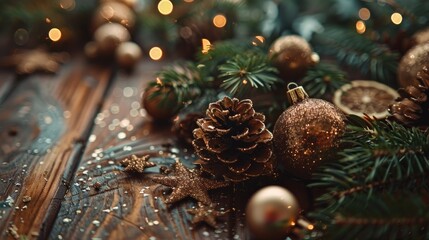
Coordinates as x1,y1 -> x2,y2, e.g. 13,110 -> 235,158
333,80 -> 399,118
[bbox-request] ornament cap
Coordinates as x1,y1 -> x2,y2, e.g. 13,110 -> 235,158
286,82 -> 309,105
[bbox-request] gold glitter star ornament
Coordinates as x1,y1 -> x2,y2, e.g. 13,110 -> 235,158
121,155 -> 156,173
151,161 -> 229,205
273,83 -> 346,179
187,202 -> 225,228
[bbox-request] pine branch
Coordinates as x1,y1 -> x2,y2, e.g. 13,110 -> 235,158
196,40 -> 250,76
218,52 -> 280,96
308,116 -> 429,239
147,63 -> 205,108
300,63 -> 348,98
313,27 -> 400,85
308,192 -> 429,240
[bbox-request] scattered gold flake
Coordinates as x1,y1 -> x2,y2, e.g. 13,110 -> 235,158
22,196 -> 31,203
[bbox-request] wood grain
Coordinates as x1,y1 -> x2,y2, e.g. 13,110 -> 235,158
0,72 -> 15,104
0,60 -> 112,239
49,61 -> 244,240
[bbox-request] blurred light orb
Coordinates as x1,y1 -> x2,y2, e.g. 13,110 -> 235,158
358,8 -> 370,20
60,0 -> 76,11
391,12 -> 403,25
158,0 -> 173,15
213,14 -> 227,28
252,35 -> 265,46
201,38 -> 211,54
149,47 -> 163,60
49,28 -> 62,42
14,28 -> 29,46
356,20 -> 366,34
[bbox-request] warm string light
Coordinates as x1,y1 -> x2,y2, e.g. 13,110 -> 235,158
158,0 -> 173,15
391,12 -> 403,25
213,14 -> 227,28
149,47 -> 163,60
252,35 -> 265,46
49,28 -> 62,42
356,20 -> 366,34
201,38 -> 211,54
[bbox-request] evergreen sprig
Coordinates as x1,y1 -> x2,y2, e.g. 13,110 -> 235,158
308,192 -> 429,240
148,63 -> 205,108
218,52 -> 280,96
300,63 -> 348,98
308,116 -> 429,239
313,27 -> 399,85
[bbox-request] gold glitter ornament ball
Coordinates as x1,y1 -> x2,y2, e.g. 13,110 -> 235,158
273,83 -> 346,179
269,35 -> 317,81
398,43 -> 429,87
246,186 -> 299,240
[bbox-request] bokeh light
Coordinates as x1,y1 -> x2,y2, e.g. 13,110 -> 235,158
356,20 -> 366,34
14,28 -> 29,46
358,8 -> 370,20
149,47 -> 163,60
59,0 -> 75,11
213,14 -> 227,28
158,0 -> 173,15
252,35 -> 265,46
201,38 -> 211,54
49,28 -> 62,42
391,12 -> 403,25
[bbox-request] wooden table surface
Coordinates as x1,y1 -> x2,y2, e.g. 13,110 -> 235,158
0,58 -> 313,240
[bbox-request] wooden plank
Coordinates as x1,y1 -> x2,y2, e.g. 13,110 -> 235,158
0,60 -> 112,239
0,72 -> 16,104
49,60 -> 314,240
49,61 -> 241,239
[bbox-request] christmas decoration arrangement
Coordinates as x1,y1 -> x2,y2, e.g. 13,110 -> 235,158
85,0 -> 142,69
2,0 -> 429,239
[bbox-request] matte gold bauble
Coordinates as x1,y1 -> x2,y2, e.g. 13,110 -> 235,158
115,42 -> 142,69
246,186 -> 299,240
94,23 -> 130,54
92,2 -> 135,30
269,35 -> 317,81
101,0 -> 137,8
273,83 -> 346,179
398,43 -> 429,87
142,86 -> 180,121
84,41 -> 99,59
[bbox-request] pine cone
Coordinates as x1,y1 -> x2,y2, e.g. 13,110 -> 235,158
389,67 -> 429,127
192,97 -> 274,182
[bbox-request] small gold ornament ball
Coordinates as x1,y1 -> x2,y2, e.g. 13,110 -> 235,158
269,35 -> 317,81
116,42 -> 142,69
273,84 -> 346,179
94,23 -> 130,54
398,43 -> 429,87
101,0 -> 137,8
92,2 -> 135,30
142,86 -> 180,121
84,41 -> 99,59
246,186 -> 299,240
